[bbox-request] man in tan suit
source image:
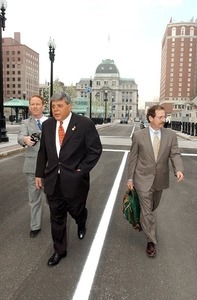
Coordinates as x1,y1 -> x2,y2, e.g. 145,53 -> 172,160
127,105 -> 184,257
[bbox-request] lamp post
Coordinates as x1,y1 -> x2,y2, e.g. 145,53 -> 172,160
89,78 -> 92,119
104,90 -> 108,123
0,0 -> 8,142
48,37 -> 56,116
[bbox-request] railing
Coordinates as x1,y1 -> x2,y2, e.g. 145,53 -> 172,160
171,121 -> 197,136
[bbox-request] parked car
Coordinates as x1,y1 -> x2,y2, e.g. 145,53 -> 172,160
140,120 -> 149,129
120,117 -> 128,124
134,117 -> 140,122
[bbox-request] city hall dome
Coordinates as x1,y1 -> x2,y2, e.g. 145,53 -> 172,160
95,59 -> 120,76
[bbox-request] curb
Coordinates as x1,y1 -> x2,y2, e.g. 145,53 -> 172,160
0,147 -> 25,159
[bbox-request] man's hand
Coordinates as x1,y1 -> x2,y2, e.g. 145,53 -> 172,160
176,171 -> 184,182
127,180 -> 134,190
23,136 -> 36,147
36,177 -> 43,189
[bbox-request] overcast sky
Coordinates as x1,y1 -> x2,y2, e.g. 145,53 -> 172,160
3,0 -> 196,107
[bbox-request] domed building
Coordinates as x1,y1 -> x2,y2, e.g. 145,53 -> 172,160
76,59 -> 138,121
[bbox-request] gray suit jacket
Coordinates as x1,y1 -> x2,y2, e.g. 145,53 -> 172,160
18,116 -> 47,173
128,127 -> 184,192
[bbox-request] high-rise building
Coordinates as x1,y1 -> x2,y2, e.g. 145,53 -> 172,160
2,32 -> 39,101
160,19 -> 197,114
76,59 -> 138,120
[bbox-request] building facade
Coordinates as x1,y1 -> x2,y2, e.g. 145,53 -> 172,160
160,19 -> 197,115
2,32 -> 39,101
76,59 -> 138,121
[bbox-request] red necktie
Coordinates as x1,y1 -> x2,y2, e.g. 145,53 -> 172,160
58,121 -> 65,146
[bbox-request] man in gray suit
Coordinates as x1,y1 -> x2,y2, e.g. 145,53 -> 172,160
18,95 -> 47,238
127,105 -> 184,257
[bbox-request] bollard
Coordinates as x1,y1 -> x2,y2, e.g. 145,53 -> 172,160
191,123 -> 194,136
187,122 -> 190,135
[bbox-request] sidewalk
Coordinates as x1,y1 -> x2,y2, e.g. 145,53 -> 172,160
0,125 -> 196,159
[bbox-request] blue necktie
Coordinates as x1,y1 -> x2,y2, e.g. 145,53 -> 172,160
37,120 -> 42,130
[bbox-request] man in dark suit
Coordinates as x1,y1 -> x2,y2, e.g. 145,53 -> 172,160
127,105 -> 184,257
35,92 -> 102,266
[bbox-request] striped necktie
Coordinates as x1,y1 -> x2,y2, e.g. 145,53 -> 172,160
153,131 -> 160,161
58,121 -> 65,146
37,119 -> 42,130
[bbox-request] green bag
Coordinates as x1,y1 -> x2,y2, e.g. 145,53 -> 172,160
122,189 -> 142,231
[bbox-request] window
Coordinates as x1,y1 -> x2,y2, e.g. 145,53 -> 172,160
190,27 -> 194,36
181,27 -> 185,35
172,27 -> 176,36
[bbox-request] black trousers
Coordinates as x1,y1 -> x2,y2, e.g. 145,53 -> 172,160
47,175 -> 88,255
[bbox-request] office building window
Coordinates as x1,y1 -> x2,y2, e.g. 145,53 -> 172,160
190,27 -> 194,36
181,27 -> 185,35
172,27 -> 176,36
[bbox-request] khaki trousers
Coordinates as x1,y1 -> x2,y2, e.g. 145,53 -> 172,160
136,186 -> 163,245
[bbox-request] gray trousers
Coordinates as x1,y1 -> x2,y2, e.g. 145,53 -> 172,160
26,173 -> 43,231
136,186 -> 163,245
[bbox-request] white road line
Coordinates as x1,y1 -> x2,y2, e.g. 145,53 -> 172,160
72,151 -> 128,300
130,123 -> 135,138
181,153 -> 197,156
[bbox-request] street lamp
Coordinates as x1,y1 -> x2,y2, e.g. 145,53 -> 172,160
104,90 -> 108,123
89,78 -> 92,119
0,0 -> 8,142
48,37 -> 56,115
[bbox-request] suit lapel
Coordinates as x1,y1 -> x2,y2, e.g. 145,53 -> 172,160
61,114 -> 78,147
48,118 -> 57,154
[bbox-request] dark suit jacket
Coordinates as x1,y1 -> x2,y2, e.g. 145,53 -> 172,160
35,113 -> 102,198
128,127 -> 184,192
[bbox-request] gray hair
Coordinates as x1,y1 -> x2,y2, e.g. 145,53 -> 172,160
50,92 -> 71,104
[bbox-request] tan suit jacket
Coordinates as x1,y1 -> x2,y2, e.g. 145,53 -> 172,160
128,127 -> 184,192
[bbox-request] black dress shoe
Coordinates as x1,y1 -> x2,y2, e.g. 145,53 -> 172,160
146,242 -> 156,257
47,252 -> 67,267
78,227 -> 86,239
30,229 -> 41,238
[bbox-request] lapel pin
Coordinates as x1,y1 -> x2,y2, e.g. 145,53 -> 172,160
72,126 -> 76,131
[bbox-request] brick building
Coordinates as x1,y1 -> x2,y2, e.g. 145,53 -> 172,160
160,18 -> 197,115
2,32 -> 39,101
